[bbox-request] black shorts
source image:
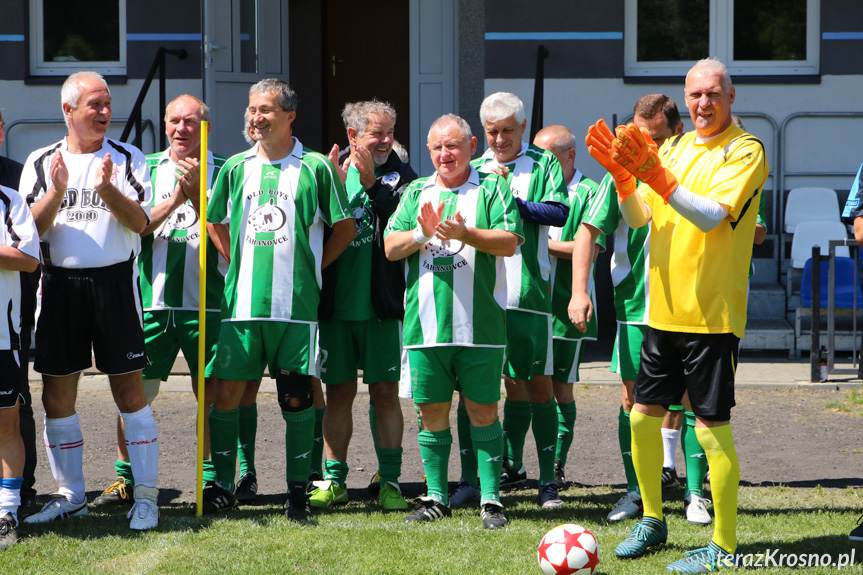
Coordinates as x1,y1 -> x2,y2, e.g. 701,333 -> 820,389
0,350 -> 23,409
34,260 -> 147,376
634,327 -> 738,421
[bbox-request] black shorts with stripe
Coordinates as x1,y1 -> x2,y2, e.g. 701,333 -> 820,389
35,260 -> 147,376
0,350 -> 24,409
634,327 -> 738,421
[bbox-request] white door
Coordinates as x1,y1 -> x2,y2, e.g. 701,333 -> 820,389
203,0 -> 289,157
409,0 -> 457,177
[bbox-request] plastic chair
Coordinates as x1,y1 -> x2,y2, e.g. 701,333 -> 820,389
789,220 -> 849,269
784,187 -> 840,234
800,257 -> 863,308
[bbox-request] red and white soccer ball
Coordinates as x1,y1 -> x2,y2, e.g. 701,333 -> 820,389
537,523 -> 600,575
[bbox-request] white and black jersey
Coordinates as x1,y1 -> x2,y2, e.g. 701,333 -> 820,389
19,138 -> 152,269
0,184 -> 39,350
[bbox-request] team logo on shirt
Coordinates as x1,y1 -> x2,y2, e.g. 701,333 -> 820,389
422,215 -> 468,272
248,198 -> 288,233
353,205 -> 373,235
58,187 -> 109,222
382,172 -> 401,187
167,204 -> 199,231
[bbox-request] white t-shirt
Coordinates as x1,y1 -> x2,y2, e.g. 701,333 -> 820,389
18,137 -> 152,268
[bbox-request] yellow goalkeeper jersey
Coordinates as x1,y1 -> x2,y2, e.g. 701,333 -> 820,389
643,124 -> 768,338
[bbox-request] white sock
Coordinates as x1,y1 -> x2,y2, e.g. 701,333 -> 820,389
661,428 -> 681,470
44,414 -> 86,504
0,481 -> 22,523
122,405 -> 159,489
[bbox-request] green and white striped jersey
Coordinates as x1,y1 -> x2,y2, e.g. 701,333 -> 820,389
384,168 -> 522,348
208,139 -> 352,323
140,150 -> 228,312
472,141 -> 568,315
331,164 -> 375,321
583,173 -> 650,324
549,170 -> 602,341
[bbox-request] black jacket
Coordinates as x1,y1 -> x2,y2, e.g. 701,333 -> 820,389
319,150 -> 417,321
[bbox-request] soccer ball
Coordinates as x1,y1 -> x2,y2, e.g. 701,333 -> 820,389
537,523 -> 600,575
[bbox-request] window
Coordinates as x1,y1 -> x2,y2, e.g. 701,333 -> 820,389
29,0 -> 127,76
625,0 -> 819,77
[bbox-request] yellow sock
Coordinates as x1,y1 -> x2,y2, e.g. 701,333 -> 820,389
695,425 -> 739,553
630,410 -> 664,521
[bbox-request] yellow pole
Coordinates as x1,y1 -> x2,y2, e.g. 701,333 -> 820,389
196,121 -> 209,517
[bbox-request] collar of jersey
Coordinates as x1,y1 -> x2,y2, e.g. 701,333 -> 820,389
244,137 -> 303,163
423,166 -> 481,191
157,148 -> 216,166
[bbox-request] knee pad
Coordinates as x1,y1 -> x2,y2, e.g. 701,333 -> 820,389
276,370 -> 313,412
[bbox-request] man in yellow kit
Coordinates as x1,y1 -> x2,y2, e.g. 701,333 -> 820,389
587,57 -> 767,572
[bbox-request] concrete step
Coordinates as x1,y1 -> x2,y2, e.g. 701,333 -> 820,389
747,282 -> 786,320
740,319 -> 794,352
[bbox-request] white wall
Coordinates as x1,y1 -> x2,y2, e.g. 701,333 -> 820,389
485,75 -> 863,192
1,79 -> 202,163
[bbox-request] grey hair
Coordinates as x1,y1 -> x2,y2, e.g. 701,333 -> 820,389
61,71 -> 110,127
165,94 -> 210,122
249,78 -> 298,113
427,114 -> 473,143
242,107 -> 255,146
690,57 -> 733,92
479,92 -> 525,125
341,100 -> 396,136
392,140 -> 409,163
731,114 -> 746,130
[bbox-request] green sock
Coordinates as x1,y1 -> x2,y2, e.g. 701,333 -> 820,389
555,401 -> 577,466
502,400 -> 531,468
417,429 -> 452,506
531,399 -> 559,485
619,407 -> 639,493
378,447 -> 403,485
457,402 -> 478,487
281,407 -> 315,486
323,458 -> 349,487
369,402 -> 379,454
237,403 -> 258,476
115,459 -> 134,487
682,411 -> 706,498
209,408 -> 239,491
471,420 -> 503,504
203,459 -> 217,484
312,407 -> 326,476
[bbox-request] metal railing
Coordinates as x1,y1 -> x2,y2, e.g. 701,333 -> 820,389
778,112 -> 863,270
120,46 -> 187,150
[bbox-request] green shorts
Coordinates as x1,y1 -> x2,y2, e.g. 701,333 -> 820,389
611,322 -> 647,381
319,317 -> 402,385
408,346 -> 505,405
214,320 -> 317,381
505,309 -> 553,380
142,309 -> 220,381
552,338 -> 586,384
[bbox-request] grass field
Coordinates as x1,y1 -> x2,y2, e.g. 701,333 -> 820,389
5,484 -> 861,574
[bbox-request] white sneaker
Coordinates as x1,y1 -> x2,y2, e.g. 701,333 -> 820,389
23,494 -> 88,524
449,480 -> 481,506
128,485 -> 159,531
685,493 -> 712,525
606,491 -> 643,522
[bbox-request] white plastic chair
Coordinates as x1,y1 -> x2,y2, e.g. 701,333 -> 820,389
784,187 -> 840,234
790,220 -> 849,269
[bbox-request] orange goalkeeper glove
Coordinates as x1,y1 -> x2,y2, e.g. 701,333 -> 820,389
585,119 -> 636,201
612,123 -> 678,203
